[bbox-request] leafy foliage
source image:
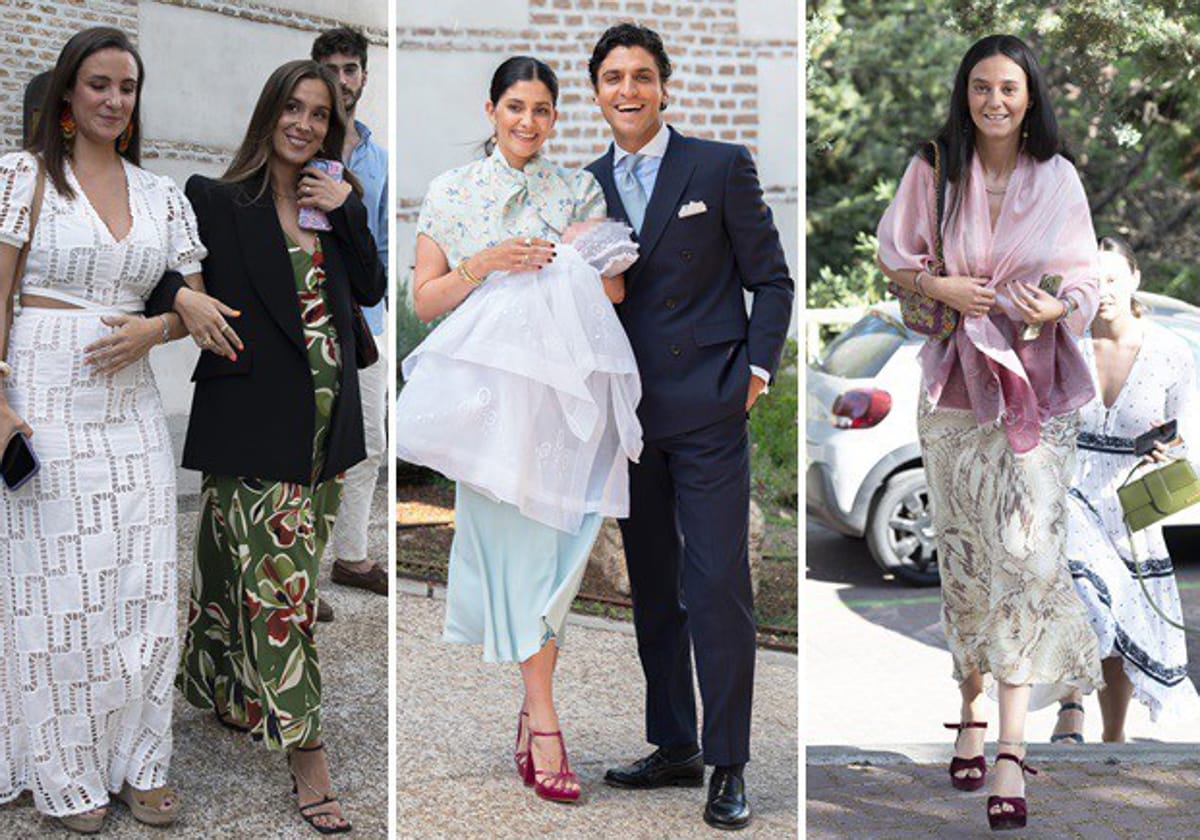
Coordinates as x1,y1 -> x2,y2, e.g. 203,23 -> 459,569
750,340 -> 799,511
808,0 -> 1200,311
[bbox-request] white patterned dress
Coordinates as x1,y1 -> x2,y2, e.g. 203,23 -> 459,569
0,152 -> 205,816
1065,322 -> 1200,720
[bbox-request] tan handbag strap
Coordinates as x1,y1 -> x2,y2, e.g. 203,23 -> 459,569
4,157 -> 46,361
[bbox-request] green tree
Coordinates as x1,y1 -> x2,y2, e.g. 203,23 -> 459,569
807,0 -> 1200,311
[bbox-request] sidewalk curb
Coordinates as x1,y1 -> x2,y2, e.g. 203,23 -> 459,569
808,742 -> 1200,766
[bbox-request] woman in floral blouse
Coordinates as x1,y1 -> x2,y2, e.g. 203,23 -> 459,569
398,55 -> 637,804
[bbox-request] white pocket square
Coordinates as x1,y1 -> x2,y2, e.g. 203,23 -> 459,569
678,200 -> 707,218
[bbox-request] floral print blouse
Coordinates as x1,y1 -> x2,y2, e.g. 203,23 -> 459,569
416,149 -> 607,269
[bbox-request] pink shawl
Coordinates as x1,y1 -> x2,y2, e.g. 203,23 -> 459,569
877,152 -> 1099,453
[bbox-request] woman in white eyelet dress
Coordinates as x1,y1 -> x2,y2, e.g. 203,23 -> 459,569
0,28 -> 227,826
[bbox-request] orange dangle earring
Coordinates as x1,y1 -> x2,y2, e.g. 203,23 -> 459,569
59,103 -> 76,140
117,121 -> 133,154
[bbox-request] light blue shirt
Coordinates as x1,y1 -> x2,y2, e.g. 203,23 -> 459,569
347,119 -> 388,335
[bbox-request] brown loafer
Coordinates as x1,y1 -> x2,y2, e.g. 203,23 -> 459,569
317,597 -> 335,623
330,559 -> 388,595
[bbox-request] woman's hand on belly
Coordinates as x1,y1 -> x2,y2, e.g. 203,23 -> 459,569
83,314 -> 166,374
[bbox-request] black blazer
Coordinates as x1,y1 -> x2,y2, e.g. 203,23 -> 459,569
587,127 -> 794,440
180,174 -> 386,483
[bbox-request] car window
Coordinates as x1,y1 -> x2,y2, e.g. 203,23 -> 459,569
815,312 -> 910,378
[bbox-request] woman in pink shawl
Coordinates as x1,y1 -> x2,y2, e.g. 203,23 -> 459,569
876,35 -> 1102,831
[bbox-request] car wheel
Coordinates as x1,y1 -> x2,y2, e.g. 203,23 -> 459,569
866,467 -> 940,586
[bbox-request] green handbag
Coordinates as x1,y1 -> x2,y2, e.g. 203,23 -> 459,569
1118,458 -> 1200,633
1118,458 -> 1200,532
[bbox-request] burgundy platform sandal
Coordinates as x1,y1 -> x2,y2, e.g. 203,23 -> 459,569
987,752 -> 1037,831
944,721 -> 988,791
529,729 -> 581,803
514,710 -> 534,785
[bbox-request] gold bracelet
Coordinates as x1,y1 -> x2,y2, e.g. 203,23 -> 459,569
457,261 -> 483,287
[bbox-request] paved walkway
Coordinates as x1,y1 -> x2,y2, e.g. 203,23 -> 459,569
809,744 -> 1200,839
396,585 -> 799,838
1,470 -> 389,838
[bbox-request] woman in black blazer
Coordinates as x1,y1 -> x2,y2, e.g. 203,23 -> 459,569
173,60 -> 384,836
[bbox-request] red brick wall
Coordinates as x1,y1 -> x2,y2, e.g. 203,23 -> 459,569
396,0 -> 797,222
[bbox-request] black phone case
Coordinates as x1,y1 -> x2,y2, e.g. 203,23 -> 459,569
1134,420 -> 1177,457
1,432 -> 38,490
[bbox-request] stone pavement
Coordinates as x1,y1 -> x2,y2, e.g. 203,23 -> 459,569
808,744 -> 1200,839
396,585 -> 799,838
0,469 -> 389,838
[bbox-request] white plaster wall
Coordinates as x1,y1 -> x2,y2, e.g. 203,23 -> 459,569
757,58 -> 798,190
139,2 -> 386,150
395,49 -> 508,198
396,0 -> 530,30
736,0 -> 799,41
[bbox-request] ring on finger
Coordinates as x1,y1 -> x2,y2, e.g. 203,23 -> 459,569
219,323 -> 233,334
524,236 -> 532,247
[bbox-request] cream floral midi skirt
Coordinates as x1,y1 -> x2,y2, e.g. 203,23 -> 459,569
919,402 -> 1102,704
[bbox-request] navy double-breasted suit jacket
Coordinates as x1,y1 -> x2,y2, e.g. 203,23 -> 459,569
587,126 -> 793,440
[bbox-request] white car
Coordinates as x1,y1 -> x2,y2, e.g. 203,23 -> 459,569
806,293 -> 1200,585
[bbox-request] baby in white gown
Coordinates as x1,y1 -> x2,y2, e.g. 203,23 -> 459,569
397,220 -> 641,534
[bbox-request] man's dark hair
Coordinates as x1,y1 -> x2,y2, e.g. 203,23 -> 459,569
587,22 -> 671,87
311,27 -> 369,70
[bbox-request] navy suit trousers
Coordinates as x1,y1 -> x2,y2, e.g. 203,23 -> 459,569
617,410 -> 755,767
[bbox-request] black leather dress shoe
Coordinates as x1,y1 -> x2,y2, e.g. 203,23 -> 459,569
704,767 -> 751,830
604,746 -> 705,789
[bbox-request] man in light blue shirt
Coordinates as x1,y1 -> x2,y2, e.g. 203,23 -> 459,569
312,28 -> 389,614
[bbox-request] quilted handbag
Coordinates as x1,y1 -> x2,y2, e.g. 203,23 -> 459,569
889,139 -> 957,340
1119,458 -> 1200,634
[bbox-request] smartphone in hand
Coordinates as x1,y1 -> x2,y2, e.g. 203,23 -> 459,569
1,432 -> 38,491
298,159 -> 343,232
1134,419 -> 1178,457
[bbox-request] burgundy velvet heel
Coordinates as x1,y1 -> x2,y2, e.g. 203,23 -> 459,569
944,721 -> 988,791
529,729 -> 581,803
514,711 -> 534,786
987,752 -> 1037,831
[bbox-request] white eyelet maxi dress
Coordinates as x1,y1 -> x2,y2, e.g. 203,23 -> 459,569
0,152 -> 206,817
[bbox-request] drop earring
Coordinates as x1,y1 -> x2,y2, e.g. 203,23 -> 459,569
60,103 -> 76,141
117,121 -> 133,154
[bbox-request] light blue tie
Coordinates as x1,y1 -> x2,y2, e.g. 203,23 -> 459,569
616,153 -> 648,233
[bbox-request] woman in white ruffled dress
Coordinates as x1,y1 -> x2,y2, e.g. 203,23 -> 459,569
1051,235 -> 1200,744
396,56 -> 640,804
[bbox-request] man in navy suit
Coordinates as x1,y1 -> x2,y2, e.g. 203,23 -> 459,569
586,23 -> 794,831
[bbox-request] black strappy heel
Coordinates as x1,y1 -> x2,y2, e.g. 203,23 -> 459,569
1049,701 -> 1085,744
289,743 -> 352,835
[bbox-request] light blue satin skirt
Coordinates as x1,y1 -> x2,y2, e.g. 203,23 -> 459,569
443,482 -> 602,663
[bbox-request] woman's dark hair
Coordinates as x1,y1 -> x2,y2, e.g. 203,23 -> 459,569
222,60 -> 361,201
922,34 -> 1061,218
30,27 -> 144,199
483,56 -> 558,156
21,71 -> 51,147
587,23 -> 672,88
311,27 -> 369,70
1099,234 -> 1144,317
